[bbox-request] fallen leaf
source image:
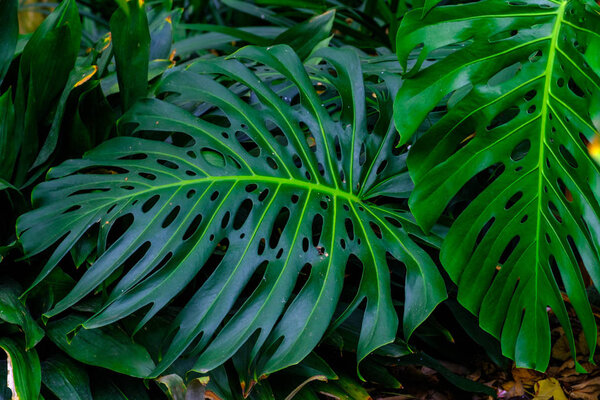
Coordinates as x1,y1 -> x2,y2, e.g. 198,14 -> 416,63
533,378 -> 567,400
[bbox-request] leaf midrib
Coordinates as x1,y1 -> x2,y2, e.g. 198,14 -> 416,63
533,0 -> 566,337
106,174 -> 363,204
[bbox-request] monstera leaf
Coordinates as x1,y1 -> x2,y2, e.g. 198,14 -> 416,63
395,0 -> 600,370
18,45 -> 446,378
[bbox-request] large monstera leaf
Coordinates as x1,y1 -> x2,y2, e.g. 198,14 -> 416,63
395,0 -> 600,370
18,45 -> 446,378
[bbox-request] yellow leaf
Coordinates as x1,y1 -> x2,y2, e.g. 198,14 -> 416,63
533,378 -> 567,400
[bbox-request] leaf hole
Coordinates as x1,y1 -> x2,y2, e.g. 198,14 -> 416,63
524,90 -> 537,101
557,178 -> 573,202
369,221 -> 382,239
233,199 -> 253,230
139,172 -> 157,181
359,143 -> 366,166
505,191 -> 523,210
221,211 -> 231,229
157,159 -> 179,170
487,106 -> 520,131
62,205 -> 81,214
162,206 -> 181,228
107,213 -> 134,249
235,131 -> 260,157
302,237 -> 309,252
270,208 -> 290,249
475,217 -> 495,247
267,157 -> 278,170
548,201 -> 562,223
201,148 -> 226,167
183,214 -> 204,240
559,145 -> 578,168
293,154 -> 302,168
334,136 -> 342,161
119,153 -> 147,160
385,217 -> 403,229
312,214 -> 324,246
258,189 -> 269,201
142,195 -> 161,212
345,218 -> 355,240
510,139 -> 530,161
227,156 -> 242,169
528,50 -> 542,63
499,235 -> 520,264
568,78 -> 585,97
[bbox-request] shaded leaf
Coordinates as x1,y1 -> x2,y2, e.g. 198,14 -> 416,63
110,0 -> 151,111
41,355 -> 93,400
0,338 -> 41,400
0,0 -> 18,86
0,281 -> 44,350
46,314 -> 155,378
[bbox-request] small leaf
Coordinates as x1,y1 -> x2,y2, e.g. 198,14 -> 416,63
46,315 -> 155,378
534,378 -> 567,400
110,0 -> 151,111
0,338 -> 41,400
0,0 -> 18,86
157,374 -> 186,400
42,355 -> 93,400
0,281 -> 44,350
273,10 -> 335,60
185,379 -> 207,400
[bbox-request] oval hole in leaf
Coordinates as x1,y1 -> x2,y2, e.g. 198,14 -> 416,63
162,206 -> 181,228
183,214 -> 203,240
487,106 -> 520,131
559,144 -> 578,168
548,201 -> 562,223
233,199 -> 253,230
142,195 -> 161,213
269,208 -> 290,249
499,235 -> 520,264
312,214 -> 324,246
235,131 -> 260,157
568,78 -> 585,98
201,148 -> 226,167
505,191 -> 523,210
510,139 -> 531,161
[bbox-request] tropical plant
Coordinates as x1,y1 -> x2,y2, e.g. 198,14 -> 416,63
395,0 -> 600,372
4,0 -> 600,398
17,41 -> 447,379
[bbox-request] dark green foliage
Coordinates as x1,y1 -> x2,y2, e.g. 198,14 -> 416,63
2,0 -> 600,399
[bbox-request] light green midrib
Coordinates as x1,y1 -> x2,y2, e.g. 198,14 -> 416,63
534,0 -> 566,307
112,175 -> 363,204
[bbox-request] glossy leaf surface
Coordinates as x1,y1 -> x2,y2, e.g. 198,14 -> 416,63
41,355 -> 93,400
396,0 -> 600,371
0,338 -> 41,400
46,315 -> 156,378
0,0 -> 17,86
18,45 -> 446,378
